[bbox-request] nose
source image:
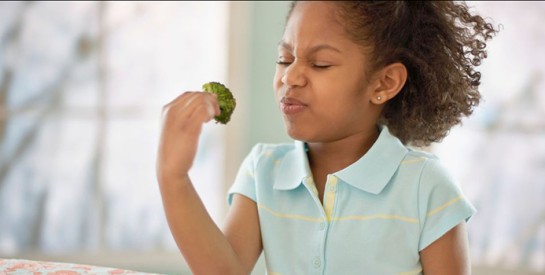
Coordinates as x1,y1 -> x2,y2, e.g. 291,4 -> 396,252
280,60 -> 307,89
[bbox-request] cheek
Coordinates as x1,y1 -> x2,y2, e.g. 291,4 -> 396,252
273,68 -> 284,97
273,67 -> 282,85
325,81 -> 372,114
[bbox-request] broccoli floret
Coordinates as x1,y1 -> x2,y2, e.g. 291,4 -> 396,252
202,81 -> 236,124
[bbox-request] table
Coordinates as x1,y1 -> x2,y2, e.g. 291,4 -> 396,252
0,258 -> 159,274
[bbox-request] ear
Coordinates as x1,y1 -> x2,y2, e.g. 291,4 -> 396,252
370,62 -> 407,105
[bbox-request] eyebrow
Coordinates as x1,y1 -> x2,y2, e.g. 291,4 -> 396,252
278,40 -> 342,54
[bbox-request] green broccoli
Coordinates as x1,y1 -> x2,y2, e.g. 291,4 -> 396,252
202,81 -> 236,124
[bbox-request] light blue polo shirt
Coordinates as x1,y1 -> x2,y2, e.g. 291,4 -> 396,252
228,126 -> 475,275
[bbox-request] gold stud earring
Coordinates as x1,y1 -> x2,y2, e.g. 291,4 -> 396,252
377,96 -> 382,101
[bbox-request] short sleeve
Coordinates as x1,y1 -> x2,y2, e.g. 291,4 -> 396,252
227,144 -> 262,205
418,158 -> 476,251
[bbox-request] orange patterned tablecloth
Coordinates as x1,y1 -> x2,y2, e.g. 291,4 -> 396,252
0,258 -> 158,275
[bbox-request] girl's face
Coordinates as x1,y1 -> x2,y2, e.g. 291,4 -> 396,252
274,1 -> 381,143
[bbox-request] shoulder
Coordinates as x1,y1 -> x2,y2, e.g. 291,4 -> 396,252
406,151 -> 476,251
240,142 -> 299,171
246,142 -> 298,161
229,142 -> 297,204
401,148 -> 453,180
404,148 -> 470,216
252,142 -> 297,155
396,148 -> 461,195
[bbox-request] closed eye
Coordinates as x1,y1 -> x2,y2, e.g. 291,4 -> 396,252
276,61 -> 292,66
312,64 -> 332,69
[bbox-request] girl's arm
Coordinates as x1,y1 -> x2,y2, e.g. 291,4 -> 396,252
157,92 -> 262,275
420,222 -> 471,275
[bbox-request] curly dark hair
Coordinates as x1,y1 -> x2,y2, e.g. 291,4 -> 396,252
289,1 -> 499,146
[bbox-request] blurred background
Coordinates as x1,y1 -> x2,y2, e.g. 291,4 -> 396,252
0,1 -> 543,275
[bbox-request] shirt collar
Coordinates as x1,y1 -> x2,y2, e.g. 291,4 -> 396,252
273,126 -> 408,194
334,126 -> 408,194
273,140 -> 311,190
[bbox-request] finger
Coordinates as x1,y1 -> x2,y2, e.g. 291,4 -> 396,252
165,91 -> 219,115
181,92 -> 220,119
202,92 -> 221,116
176,94 -> 217,125
162,92 -> 196,122
188,104 -> 216,123
175,104 -> 214,137
163,92 -> 203,120
164,91 -> 196,107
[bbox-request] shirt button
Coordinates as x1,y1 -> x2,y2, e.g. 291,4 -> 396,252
313,257 -> 321,268
319,222 -> 326,230
328,184 -> 336,193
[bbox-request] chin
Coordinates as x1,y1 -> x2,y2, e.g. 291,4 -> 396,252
284,125 -> 306,141
282,118 -> 327,142
285,125 -> 317,143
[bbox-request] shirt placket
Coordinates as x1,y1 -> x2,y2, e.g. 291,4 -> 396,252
303,175 -> 339,275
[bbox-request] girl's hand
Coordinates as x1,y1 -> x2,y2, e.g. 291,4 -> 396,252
156,91 -> 220,183
155,92 -> 260,275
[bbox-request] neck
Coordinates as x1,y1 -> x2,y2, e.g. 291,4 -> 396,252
306,127 -> 380,175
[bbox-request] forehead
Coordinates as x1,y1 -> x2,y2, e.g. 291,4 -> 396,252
282,1 -> 352,51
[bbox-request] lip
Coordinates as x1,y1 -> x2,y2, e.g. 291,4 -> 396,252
280,97 -> 307,115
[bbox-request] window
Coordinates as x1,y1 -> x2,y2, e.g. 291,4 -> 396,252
433,2 -> 545,272
0,1 -> 228,254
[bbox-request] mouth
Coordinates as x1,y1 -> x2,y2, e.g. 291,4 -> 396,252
280,97 -> 307,115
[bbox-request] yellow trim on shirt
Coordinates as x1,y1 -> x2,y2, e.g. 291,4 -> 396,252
304,177 -> 319,197
331,214 -> 418,224
323,176 -> 338,221
259,202 -> 418,224
401,157 -> 427,164
246,169 -> 254,179
427,196 -> 463,217
258,203 -> 325,223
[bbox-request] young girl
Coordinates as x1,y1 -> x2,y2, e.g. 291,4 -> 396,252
156,1 -> 498,274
